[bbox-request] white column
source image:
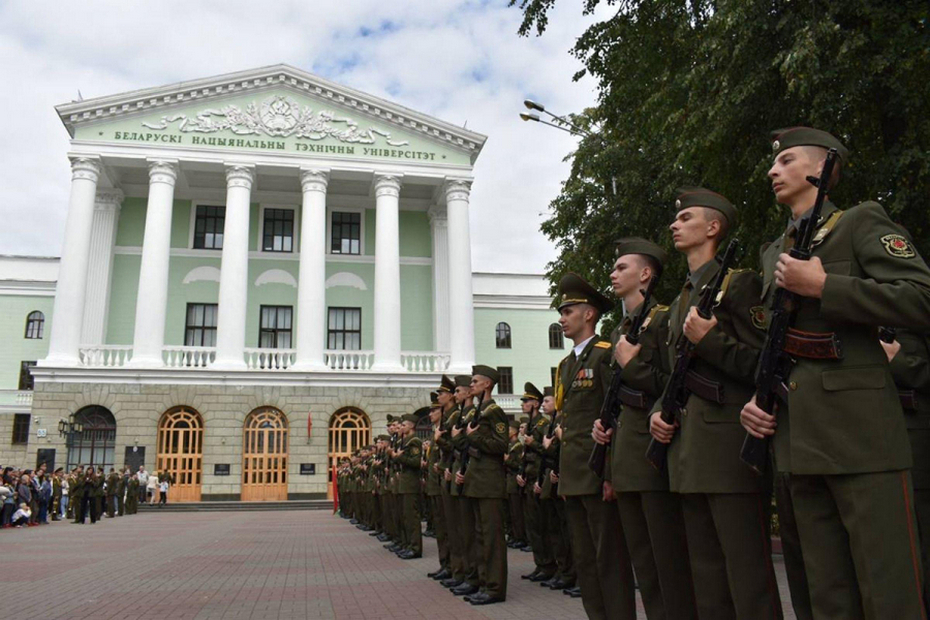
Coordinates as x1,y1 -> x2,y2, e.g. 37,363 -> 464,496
43,156 -> 102,367
372,174 -> 403,371
213,164 -> 254,370
293,168 -> 329,370
81,189 -> 124,345
444,179 -> 476,373
128,160 -> 178,367
428,205 -> 450,353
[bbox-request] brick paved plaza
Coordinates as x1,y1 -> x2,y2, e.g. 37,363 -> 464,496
1,510 -> 798,619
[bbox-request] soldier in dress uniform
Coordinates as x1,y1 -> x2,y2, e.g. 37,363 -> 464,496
93,467 -> 105,522
448,375 -> 482,596
425,392 -> 451,578
117,468 -> 129,516
126,474 -> 139,515
393,412 -> 424,559
435,374 -> 468,587
51,468 -> 63,521
592,238 -> 697,619
741,128 -> 930,618
504,418 -> 525,551
555,273 -> 637,619
518,382 -> 557,582
649,187 -> 782,619
456,365 -> 509,605
72,466 -> 85,523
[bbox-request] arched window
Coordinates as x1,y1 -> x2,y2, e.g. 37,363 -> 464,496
25,311 -> 44,339
66,406 -> 116,471
328,408 -> 371,499
548,323 -> 564,349
157,407 -> 204,502
495,322 -> 512,349
242,407 -> 289,501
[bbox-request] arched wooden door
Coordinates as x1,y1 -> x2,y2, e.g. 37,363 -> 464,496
241,407 -> 289,501
157,407 -> 204,502
328,408 -> 371,499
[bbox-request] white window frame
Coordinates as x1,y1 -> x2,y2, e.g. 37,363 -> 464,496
257,203 -> 300,254
326,206 -> 367,257
188,200 -> 226,253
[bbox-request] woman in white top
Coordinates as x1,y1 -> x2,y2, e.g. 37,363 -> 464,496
147,473 -> 159,505
159,477 -> 169,506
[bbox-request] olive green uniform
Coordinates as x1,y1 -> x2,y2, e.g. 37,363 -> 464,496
426,433 -> 450,570
437,403 -> 467,584
608,301 -> 697,619
395,434 -> 423,556
652,259 -> 782,619
452,403 -> 481,588
126,478 -> 139,514
524,412 -> 556,576
505,435 -> 526,546
761,200 -> 930,619
559,338 -> 637,620
539,412 -> 576,586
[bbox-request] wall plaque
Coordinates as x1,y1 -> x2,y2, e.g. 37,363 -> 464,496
299,463 -> 316,475
214,464 -> 230,476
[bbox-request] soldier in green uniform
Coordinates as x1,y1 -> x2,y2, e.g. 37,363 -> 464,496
435,374 -> 467,587
126,474 -> 139,515
51,468 -> 63,521
117,468 -> 128,516
425,393 -> 451,577
555,273 -> 637,619
105,468 -> 119,518
519,383 -> 556,581
649,188 -> 782,619
456,365 -> 509,605
394,412 -> 424,559
592,238 -> 697,619
505,418 -> 525,550
448,375 -> 481,596
72,466 -> 85,523
93,467 -> 105,521
382,417 -> 399,550
741,128 -> 930,619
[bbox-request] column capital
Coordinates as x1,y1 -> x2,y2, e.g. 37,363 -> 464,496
427,204 -> 448,224
300,168 -> 330,193
70,156 -> 102,182
373,173 -> 402,199
224,164 -> 255,190
146,159 -> 178,186
94,189 -> 124,212
443,178 -> 472,202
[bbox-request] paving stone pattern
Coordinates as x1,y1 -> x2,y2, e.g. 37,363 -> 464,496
0,510 -> 797,619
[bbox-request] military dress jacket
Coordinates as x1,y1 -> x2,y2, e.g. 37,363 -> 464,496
761,201 -> 930,475
608,300 -> 673,493
462,398 -> 509,500
650,259 -> 765,494
889,329 -> 930,489
394,435 -> 423,494
426,438 -> 443,497
558,337 -> 614,496
506,438 -> 524,495
540,413 -> 563,499
450,404 -> 476,497
106,473 -> 120,496
436,406 -> 457,473
522,412 -> 550,495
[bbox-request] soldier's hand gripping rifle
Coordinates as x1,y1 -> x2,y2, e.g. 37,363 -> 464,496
455,403 -> 474,487
878,326 -> 897,344
646,239 -> 740,470
538,412 -> 560,488
518,406 -> 536,482
739,149 -> 839,474
588,275 -> 660,477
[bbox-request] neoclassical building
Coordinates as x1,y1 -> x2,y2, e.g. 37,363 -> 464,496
0,65 -> 569,500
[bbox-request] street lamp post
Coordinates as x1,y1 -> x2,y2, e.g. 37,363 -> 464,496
58,414 -> 84,469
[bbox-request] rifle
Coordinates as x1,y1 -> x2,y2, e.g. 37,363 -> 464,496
739,149 -> 839,474
455,402 -> 474,487
878,326 -> 897,344
588,275 -> 660,477
645,239 -> 740,470
537,412 -> 561,489
518,406 -> 537,481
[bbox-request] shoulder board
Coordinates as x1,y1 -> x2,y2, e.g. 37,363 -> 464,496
594,341 -> 612,349
715,268 -> 755,304
811,210 -> 845,247
536,416 -> 549,428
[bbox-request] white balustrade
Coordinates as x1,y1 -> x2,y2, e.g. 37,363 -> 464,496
244,348 -> 296,370
163,346 -> 216,368
17,391 -> 33,406
494,395 -> 521,411
400,351 -> 451,372
324,350 -> 374,371
78,345 -> 133,367
0,390 -> 34,408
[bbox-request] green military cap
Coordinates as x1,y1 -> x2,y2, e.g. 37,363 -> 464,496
377,434 -> 390,441
429,391 -> 441,408
401,413 -> 419,424
386,414 -> 395,423
472,364 -> 500,383
519,416 -> 530,425
509,419 -> 521,429
438,374 -> 456,393
770,126 -> 849,163
543,386 -> 554,397
615,237 -> 668,268
521,382 -> 543,402
557,272 -> 615,314
413,406 -> 430,418
675,186 -> 738,227
454,375 -> 471,388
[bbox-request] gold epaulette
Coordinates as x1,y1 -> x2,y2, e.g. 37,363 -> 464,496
715,268 -> 755,305
812,210 -> 844,246
594,341 -> 612,349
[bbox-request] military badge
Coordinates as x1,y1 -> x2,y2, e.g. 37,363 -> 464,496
496,422 -> 506,435
880,234 -> 915,258
750,306 -> 767,330
772,139 -> 780,152
675,199 -> 682,209
410,446 -> 420,456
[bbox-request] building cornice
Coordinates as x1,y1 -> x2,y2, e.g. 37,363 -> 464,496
0,281 -> 57,297
56,64 -> 487,163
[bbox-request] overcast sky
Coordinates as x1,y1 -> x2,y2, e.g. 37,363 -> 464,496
0,1 -> 605,274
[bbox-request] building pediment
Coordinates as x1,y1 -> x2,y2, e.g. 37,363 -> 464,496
57,64 -> 486,165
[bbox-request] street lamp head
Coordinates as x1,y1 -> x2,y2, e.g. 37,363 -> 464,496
524,99 -> 545,112
520,112 -> 540,122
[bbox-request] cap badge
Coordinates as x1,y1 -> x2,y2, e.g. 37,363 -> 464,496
772,139 -> 780,152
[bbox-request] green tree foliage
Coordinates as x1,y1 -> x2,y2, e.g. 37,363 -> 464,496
512,0 -> 930,333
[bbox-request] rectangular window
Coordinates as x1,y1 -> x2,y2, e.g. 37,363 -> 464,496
259,306 -> 293,349
262,208 -> 295,252
193,205 -> 225,249
497,367 -> 514,395
184,303 -> 218,347
330,211 -> 361,255
12,413 -> 30,444
327,307 -> 362,350
18,361 -> 36,391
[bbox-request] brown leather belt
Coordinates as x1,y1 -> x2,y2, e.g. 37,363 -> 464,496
900,390 -> 917,411
783,328 -> 843,360
618,385 -> 655,410
685,370 -> 725,404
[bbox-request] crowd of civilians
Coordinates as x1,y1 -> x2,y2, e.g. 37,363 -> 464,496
0,464 -> 173,528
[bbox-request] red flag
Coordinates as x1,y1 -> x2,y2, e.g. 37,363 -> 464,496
332,463 -> 340,515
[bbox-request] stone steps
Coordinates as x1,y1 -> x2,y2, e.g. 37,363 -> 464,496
138,500 -> 333,512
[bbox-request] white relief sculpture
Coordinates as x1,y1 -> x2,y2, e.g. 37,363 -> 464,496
255,269 -> 298,288
325,272 -> 368,291
182,266 -> 221,284
143,95 -> 410,146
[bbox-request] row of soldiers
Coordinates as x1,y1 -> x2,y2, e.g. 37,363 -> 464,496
340,126 -> 930,619
65,465 -> 144,523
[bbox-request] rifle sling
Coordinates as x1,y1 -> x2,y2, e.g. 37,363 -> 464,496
684,370 -> 726,404
618,385 -> 654,410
